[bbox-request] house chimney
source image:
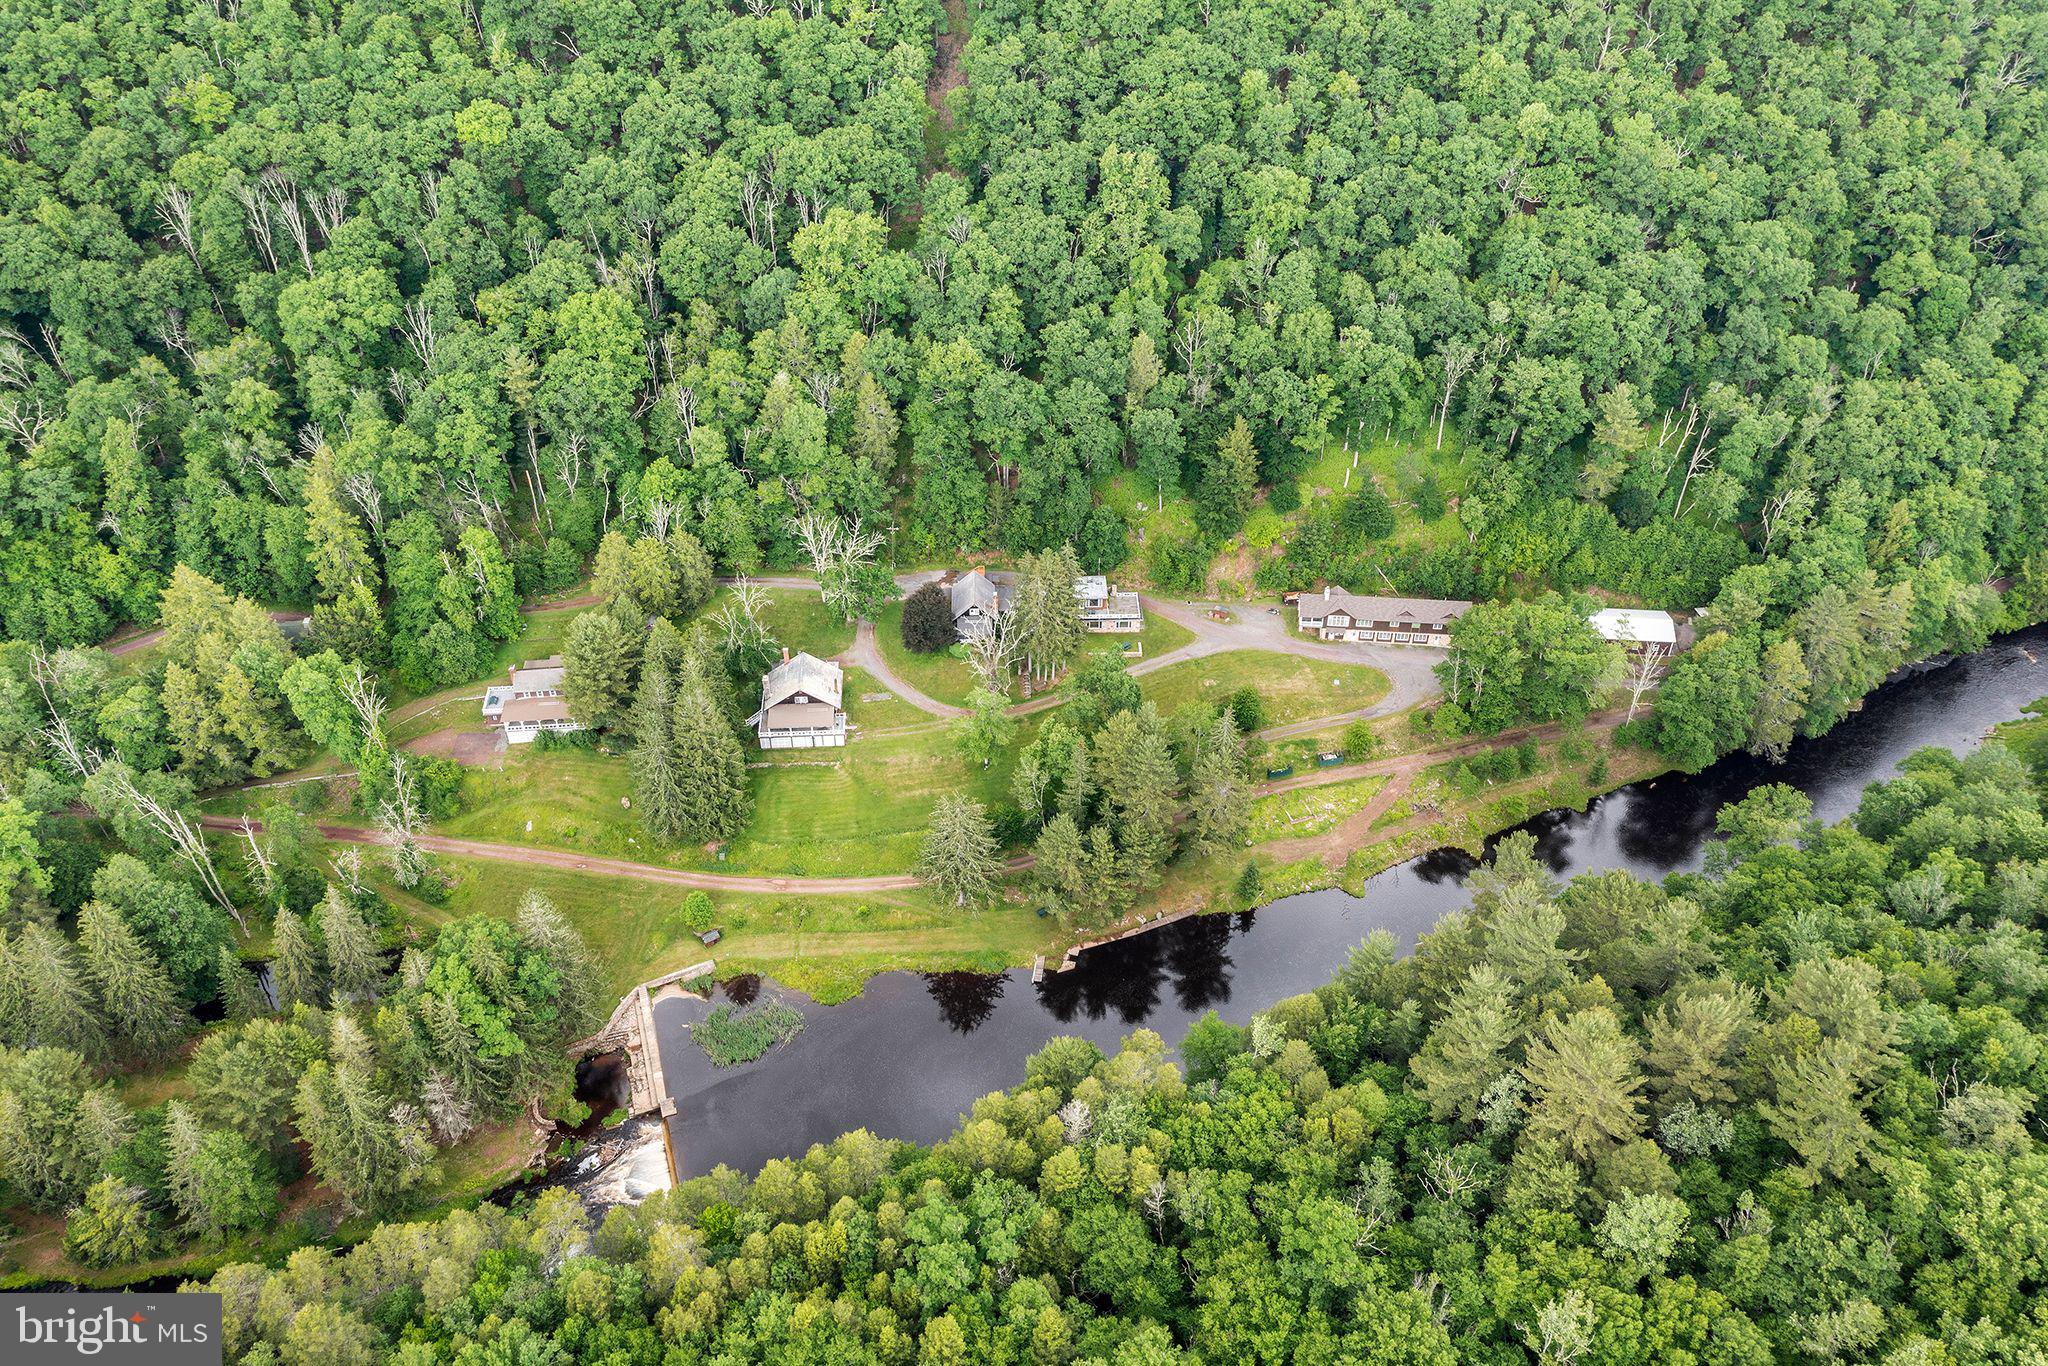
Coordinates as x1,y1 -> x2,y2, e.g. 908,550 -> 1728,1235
781,646 -> 789,665
1324,584 -> 1332,601
972,566 -> 984,577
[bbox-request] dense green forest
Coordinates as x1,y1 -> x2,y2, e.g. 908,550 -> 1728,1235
173,740 -> 2048,1363
5,0 -> 2048,1344
3,0 -> 2044,730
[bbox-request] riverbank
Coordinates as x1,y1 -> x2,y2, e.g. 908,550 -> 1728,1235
654,623 -> 2048,1177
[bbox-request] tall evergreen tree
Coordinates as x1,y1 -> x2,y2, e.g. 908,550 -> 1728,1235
918,795 -> 1002,907
630,650 -> 687,839
1194,417 -> 1260,539
1186,713 -> 1248,852
665,686 -> 752,843
315,887 -> 385,1002
214,945 -> 273,1022
1091,705 -> 1179,881
164,1101 -> 278,1238
562,608 -> 643,732
77,900 -> 192,1061
1032,813 -> 1089,912
62,1176 -> 153,1268
516,891 -> 603,1042
9,922 -> 106,1060
269,908 -> 322,1012
1520,1007 -> 1647,1163
1412,966 -> 1520,1122
295,1019 -> 433,1216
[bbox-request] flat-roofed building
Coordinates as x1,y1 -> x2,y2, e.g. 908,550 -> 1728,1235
1074,575 -> 1143,633
480,655 -> 585,743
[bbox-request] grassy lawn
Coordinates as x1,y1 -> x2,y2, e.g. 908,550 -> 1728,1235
872,600 -> 1198,709
1302,431 -> 1470,550
1096,470 -> 1200,551
438,723 -> 1021,878
705,585 -> 855,659
418,855 -> 1053,1004
1993,699 -> 2048,778
845,666 -> 935,732
1244,775 -> 1389,843
1105,612 -> 1197,664
1138,650 -> 1390,728
873,601 -> 980,706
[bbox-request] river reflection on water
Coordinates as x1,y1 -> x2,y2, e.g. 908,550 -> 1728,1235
654,626 -> 2048,1177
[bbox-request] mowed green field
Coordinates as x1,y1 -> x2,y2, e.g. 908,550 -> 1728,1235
403,855 -> 1052,1004
1137,650 -> 1390,728
437,715 -> 1027,878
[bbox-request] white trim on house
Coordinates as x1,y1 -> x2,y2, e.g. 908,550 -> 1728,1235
748,651 -> 848,749
1293,587 -> 1470,645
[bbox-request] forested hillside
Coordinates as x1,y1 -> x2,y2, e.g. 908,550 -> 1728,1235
3,0 -> 2044,741
183,741 -> 2048,1363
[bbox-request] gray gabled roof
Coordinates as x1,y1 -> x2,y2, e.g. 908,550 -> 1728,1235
950,570 -> 1001,618
758,651 -> 843,710
1301,590 -> 1472,627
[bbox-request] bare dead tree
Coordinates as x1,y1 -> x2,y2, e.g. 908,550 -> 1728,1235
1173,312 -> 1214,409
806,370 -> 839,412
669,382 -> 698,454
306,187 -> 348,240
1757,483 -> 1813,554
1623,642 -> 1670,722
115,774 -> 240,920
0,394 -> 51,451
329,845 -> 369,900
233,182 -> 278,270
0,324 -> 35,389
645,496 -> 678,543
155,309 -> 197,366
37,324 -> 71,381
340,469 -> 387,543
262,169 -> 314,274
790,509 -> 887,621
239,818 -> 278,901
964,602 -> 1021,693
1435,341 -> 1478,451
551,429 -> 587,496
398,300 -> 439,371
713,576 -> 777,658
1671,418 -> 1716,520
342,664 -> 387,744
740,172 -> 769,249
377,754 -> 428,888
156,185 -> 199,262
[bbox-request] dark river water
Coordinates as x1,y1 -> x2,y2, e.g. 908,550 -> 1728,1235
654,626 -> 2048,1177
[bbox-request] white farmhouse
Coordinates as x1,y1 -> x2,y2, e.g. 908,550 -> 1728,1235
748,649 -> 847,749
